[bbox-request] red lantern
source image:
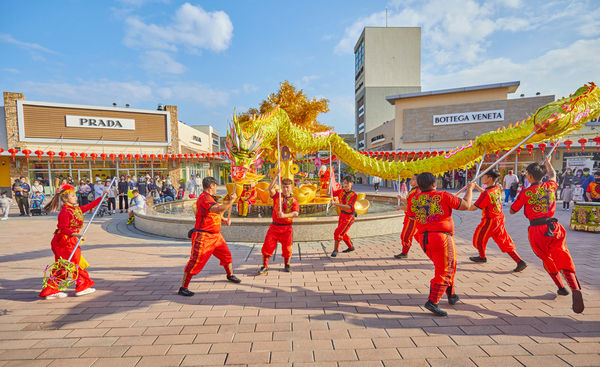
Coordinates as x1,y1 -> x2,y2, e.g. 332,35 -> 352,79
100,153 -> 107,162
21,149 -> 31,162
134,154 -> 141,162
538,143 -> 546,154
157,154 -> 164,162
58,151 -> 67,162
90,153 -> 98,162
593,136 -> 600,151
171,154 -> 177,161
424,151 -> 430,158
150,154 -> 156,162
143,154 -> 148,162
564,139 -> 573,153
127,154 -> 133,162
431,151 -> 438,157
80,152 -> 87,162
118,153 -> 125,162
70,152 -> 78,162
516,147 -> 522,157
578,138 -> 588,152
47,150 -> 55,163
109,153 -> 116,163
184,154 -> 189,162
526,144 -> 534,156
34,150 -> 44,162
418,152 -> 424,159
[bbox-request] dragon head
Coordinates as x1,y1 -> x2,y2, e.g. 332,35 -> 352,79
226,114 -> 264,183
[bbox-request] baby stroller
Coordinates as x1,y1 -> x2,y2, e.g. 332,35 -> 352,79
97,197 -> 111,217
30,193 -> 46,216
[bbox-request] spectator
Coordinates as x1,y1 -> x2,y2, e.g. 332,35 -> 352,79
77,180 -> 91,206
372,176 -> 382,193
573,169 -> 584,186
106,180 -> 117,214
502,170 -> 519,204
127,189 -> 146,224
581,168 -> 594,202
162,183 -> 176,201
12,177 -> 30,216
0,191 -> 12,220
136,176 -> 148,197
585,171 -> 600,202
117,175 -> 129,213
31,180 -> 44,196
562,184 -> 573,210
177,183 -> 185,200
186,174 -> 197,197
94,178 -> 104,199
194,174 -> 202,194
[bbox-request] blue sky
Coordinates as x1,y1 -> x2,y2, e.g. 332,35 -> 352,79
1,0 -> 599,135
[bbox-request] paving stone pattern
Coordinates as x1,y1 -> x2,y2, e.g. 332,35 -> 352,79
0,197 -> 598,367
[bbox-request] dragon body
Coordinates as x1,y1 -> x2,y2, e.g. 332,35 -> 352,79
227,83 -> 600,181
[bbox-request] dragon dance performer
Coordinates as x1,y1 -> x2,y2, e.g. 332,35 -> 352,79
395,174 -> 420,259
330,175 -> 358,257
468,169 -> 528,272
39,184 -> 104,299
413,173 -> 474,316
237,183 -> 257,217
510,159 -> 584,313
179,177 -> 241,297
258,172 -> 299,274
319,165 -> 331,192
586,171 -> 600,202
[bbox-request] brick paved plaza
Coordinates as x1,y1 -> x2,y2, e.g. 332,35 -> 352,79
0,193 -> 599,367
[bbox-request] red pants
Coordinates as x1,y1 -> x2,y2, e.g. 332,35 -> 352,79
184,231 -> 232,277
473,217 -> 515,256
39,234 -> 95,297
262,224 -> 293,259
416,232 -> 457,304
528,223 -> 575,274
400,216 -> 417,253
334,213 -> 355,247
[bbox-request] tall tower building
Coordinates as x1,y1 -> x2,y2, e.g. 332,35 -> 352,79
354,27 -> 421,150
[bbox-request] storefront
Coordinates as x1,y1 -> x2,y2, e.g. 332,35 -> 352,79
1,91 -> 227,194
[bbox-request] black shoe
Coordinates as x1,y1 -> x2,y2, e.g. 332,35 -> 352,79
424,300 -> 448,316
257,266 -> 268,275
227,275 -> 241,283
557,287 -> 569,296
572,289 -> 584,314
448,294 -> 459,305
283,265 -> 291,272
513,260 -> 527,272
469,256 -> 487,263
394,253 -> 408,259
342,247 -> 355,253
330,250 -> 338,257
178,287 -> 194,297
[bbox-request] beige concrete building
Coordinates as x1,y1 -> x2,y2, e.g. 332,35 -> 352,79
354,27 -> 421,150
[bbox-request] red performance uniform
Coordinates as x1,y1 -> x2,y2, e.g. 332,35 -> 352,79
39,197 -> 102,297
400,187 -> 420,254
511,181 -> 579,290
333,188 -> 358,250
261,192 -> 299,261
413,190 -> 461,304
319,168 -> 331,191
586,181 -> 600,202
182,192 -> 232,288
473,185 -> 520,261
237,186 -> 257,217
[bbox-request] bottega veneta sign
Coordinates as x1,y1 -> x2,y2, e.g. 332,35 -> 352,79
65,115 -> 135,130
433,109 -> 504,126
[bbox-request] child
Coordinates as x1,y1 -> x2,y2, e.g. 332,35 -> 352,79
0,192 -> 12,220
510,158 -> 584,313
127,189 -> 146,224
561,184 -> 573,210
258,173 -> 299,274
39,184 -> 104,299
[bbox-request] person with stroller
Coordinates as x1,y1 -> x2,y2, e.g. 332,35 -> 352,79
30,191 -> 45,215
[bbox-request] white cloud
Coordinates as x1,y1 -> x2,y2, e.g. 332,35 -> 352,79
422,38 -> 600,100
117,0 -> 169,6
20,79 -> 229,109
242,83 -> 258,93
140,50 -> 186,74
320,95 -> 355,132
2,68 -> 20,74
123,3 -> 233,52
297,75 -> 320,89
0,33 -> 57,54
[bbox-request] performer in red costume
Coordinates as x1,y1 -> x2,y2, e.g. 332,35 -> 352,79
510,158 -> 584,313
330,175 -> 358,257
319,165 -> 330,191
39,184 -> 104,299
413,173 -> 474,316
468,169 -> 527,272
258,172 -> 299,274
178,177 -> 240,297
237,183 -> 257,217
395,174 -> 420,259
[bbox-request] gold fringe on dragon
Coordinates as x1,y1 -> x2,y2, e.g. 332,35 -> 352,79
226,82 -> 600,184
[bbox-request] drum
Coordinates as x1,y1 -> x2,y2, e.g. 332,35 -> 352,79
570,202 -> 600,232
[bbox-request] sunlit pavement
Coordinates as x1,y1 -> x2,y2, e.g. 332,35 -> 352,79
0,193 -> 598,367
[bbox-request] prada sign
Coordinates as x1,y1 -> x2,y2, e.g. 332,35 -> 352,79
65,115 -> 135,130
433,109 -> 504,126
